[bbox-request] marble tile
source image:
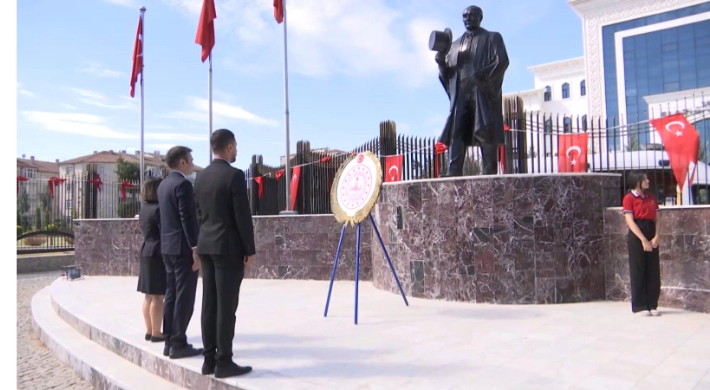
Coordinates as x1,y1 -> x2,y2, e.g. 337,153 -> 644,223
373,174 -> 620,305
604,207 -> 710,313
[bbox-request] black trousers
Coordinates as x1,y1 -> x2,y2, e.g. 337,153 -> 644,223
627,219 -> 661,313
200,254 -> 245,365
162,254 -> 199,349
448,96 -> 498,176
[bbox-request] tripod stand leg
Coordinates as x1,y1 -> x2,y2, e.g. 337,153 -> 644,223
369,213 -> 409,306
354,222 -> 361,325
324,224 -> 347,317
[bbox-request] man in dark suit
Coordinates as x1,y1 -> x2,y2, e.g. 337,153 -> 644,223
157,146 -> 203,359
194,129 -> 255,378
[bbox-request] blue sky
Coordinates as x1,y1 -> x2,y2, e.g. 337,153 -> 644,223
17,0 -> 583,170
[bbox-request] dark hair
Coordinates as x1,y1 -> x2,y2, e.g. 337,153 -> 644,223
141,178 -> 162,203
165,146 -> 192,169
627,171 -> 647,193
210,129 -> 236,154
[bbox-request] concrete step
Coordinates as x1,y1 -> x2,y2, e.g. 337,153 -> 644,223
31,285 -> 186,390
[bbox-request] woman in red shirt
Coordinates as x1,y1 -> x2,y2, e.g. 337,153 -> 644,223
622,172 -> 662,316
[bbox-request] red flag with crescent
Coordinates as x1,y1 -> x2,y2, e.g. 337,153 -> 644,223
557,133 -> 589,173
130,15 -> 143,98
649,113 -> 700,190
385,155 -> 403,182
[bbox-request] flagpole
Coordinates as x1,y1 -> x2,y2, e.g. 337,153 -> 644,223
208,54 -> 213,162
280,0 -> 296,214
139,6 -> 146,191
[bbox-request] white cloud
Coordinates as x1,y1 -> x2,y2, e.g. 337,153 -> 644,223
165,96 -> 278,127
22,111 -> 134,139
22,110 -> 207,142
103,0 -> 134,7
17,82 -> 36,97
79,62 -> 123,78
60,103 -> 78,110
68,88 -> 135,110
161,0 -> 444,85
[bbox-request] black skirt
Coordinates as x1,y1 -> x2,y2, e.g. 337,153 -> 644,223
137,255 -> 167,295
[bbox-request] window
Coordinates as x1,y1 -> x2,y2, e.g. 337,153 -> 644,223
65,200 -> 73,209
544,118 -> 552,133
580,80 -> 586,96
65,166 -> 74,177
562,83 -> 570,99
21,168 -> 36,179
544,86 -> 552,102
564,117 -> 572,133
98,167 -> 105,176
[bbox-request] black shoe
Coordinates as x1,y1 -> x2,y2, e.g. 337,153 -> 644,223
163,343 -> 170,357
202,361 -> 215,375
150,335 -> 166,343
169,345 -> 204,359
214,362 -> 252,378
145,333 -> 151,341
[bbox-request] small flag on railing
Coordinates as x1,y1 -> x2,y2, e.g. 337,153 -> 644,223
557,133 -> 589,173
434,141 -> 448,178
48,176 -> 66,198
290,166 -> 301,211
17,175 -> 28,194
120,180 -> 135,202
90,174 -> 103,192
385,155 -> 403,182
254,176 -> 264,198
275,169 -> 284,180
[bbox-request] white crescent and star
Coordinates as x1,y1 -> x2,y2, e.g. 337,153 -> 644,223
566,146 -> 582,165
388,165 -> 399,180
664,120 -> 684,137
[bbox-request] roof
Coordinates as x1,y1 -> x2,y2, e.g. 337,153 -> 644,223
59,150 -> 203,171
17,157 -> 59,174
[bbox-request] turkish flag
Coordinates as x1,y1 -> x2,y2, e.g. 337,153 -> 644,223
499,124 -> 511,174
120,180 -> 135,202
274,0 -> 284,24
557,133 -> 589,173
253,176 -> 264,198
195,0 -> 216,62
385,155 -> 403,182
48,176 -> 66,198
129,16 -> 143,98
275,169 -> 284,180
650,113 -> 700,190
289,166 -> 300,211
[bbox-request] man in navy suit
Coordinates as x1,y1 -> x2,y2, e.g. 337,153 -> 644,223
157,146 -> 203,359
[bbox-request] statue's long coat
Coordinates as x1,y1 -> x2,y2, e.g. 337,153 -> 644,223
438,27 -> 509,147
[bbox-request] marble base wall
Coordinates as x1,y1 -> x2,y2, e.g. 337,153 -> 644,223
604,206 -> 710,313
371,174 -> 621,304
74,215 -> 371,281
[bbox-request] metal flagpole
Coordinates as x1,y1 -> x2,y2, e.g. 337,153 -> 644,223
280,0 -> 296,214
139,6 -> 146,191
208,54 -> 213,162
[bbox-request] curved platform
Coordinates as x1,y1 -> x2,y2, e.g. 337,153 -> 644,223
34,276 -> 710,389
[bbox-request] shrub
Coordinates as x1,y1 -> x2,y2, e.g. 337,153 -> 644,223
46,223 -> 58,231
35,207 -> 41,231
17,225 -> 23,237
118,201 -> 140,218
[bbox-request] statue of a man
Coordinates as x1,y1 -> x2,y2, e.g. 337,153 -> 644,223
435,6 -> 509,176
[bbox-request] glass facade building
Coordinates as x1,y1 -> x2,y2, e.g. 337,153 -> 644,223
601,2 -> 710,152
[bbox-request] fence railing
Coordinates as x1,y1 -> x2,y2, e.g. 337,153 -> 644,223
246,102 -> 710,215
16,176 -> 141,244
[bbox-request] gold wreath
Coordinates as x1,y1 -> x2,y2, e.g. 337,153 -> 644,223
330,151 -> 383,227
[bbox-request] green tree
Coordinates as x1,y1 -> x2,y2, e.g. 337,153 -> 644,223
34,206 -> 41,231
116,156 -> 140,181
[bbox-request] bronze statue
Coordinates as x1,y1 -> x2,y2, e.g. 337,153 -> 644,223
430,5 -> 509,176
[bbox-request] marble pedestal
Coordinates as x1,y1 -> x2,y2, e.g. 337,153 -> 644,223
371,173 -> 621,304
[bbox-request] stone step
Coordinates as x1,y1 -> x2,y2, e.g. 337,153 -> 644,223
31,285 -> 186,390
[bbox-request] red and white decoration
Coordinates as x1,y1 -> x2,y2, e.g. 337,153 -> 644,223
335,153 -> 378,217
557,133 -> 589,173
649,113 -> 700,192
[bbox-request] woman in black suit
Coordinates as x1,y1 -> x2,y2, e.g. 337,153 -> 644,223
137,178 -> 168,341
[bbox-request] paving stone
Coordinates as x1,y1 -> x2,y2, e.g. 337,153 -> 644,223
17,272 -> 94,390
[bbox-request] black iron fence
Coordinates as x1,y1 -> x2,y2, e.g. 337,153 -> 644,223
16,175 -> 141,253
246,100 -> 710,215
